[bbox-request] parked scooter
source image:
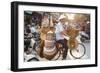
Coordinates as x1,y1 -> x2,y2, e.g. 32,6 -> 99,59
80,31 -> 90,43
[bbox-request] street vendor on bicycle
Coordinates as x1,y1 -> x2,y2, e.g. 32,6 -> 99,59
55,14 -> 69,60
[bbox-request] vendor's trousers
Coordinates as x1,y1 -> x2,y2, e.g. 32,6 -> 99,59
56,39 -> 68,60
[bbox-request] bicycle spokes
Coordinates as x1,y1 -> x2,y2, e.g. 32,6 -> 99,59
70,43 -> 86,59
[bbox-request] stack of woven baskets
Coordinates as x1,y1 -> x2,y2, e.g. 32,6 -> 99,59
43,31 -> 58,60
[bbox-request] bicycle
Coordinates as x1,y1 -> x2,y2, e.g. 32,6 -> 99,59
57,28 -> 86,59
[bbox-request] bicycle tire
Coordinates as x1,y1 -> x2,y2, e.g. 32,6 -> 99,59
70,43 -> 86,59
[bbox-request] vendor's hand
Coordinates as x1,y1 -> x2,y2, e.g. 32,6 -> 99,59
61,30 -> 68,36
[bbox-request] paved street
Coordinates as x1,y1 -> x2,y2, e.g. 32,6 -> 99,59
24,40 -> 90,61
34,41 -> 90,61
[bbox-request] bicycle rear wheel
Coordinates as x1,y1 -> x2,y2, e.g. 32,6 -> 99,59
70,43 -> 86,59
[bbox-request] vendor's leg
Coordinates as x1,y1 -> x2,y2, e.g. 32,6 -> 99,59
62,39 -> 68,60
56,39 -> 68,60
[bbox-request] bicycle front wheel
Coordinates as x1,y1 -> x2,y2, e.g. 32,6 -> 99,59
70,43 -> 86,59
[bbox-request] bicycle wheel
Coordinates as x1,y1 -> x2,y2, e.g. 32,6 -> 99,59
70,43 -> 86,59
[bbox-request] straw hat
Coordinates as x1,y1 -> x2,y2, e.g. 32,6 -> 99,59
58,14 -> 67,21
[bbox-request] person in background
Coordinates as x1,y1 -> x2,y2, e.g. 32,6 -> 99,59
55,14 -> 68,60
26,24 -> 31,33
31,23 -> 38,33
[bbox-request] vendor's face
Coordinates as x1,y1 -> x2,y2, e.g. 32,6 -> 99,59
60,18 -> 66,24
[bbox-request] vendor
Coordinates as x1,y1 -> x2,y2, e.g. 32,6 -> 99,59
55,14 -> 68,60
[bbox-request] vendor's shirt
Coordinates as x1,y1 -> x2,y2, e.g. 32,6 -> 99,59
55,22 -> 66,40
